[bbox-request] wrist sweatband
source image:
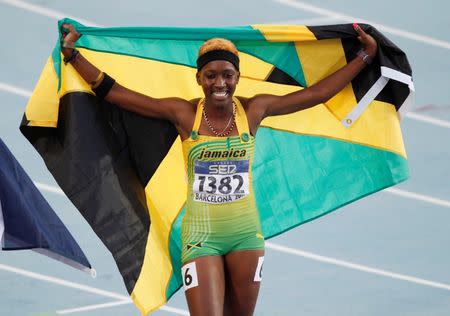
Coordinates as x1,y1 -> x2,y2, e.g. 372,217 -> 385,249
92,73 -> 115,99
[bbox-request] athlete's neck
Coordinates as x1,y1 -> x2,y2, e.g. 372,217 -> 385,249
204,98 -> 234,118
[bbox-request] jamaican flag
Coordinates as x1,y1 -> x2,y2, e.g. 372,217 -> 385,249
21,18 -> 412,314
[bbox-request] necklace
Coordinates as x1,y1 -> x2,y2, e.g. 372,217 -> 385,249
202,101 -> 236,137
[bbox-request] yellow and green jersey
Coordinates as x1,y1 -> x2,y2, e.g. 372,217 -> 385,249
181,98 -> 264,263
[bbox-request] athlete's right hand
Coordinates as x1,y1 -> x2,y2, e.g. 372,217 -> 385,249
61,24 -> 81,46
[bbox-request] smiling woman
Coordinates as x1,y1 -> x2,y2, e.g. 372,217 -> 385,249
58,22 -> 376,316
21,19 -> 412,316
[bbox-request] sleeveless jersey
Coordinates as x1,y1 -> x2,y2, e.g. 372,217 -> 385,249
180,97 -> 263,263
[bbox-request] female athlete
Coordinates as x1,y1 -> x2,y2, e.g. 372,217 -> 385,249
60,23 -> 377,316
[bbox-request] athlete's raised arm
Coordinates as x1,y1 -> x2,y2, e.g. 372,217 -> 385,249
247,23 -> 377,122
60,24 -> 191,125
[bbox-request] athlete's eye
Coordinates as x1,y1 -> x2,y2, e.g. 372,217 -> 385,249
223,71 -> 235,78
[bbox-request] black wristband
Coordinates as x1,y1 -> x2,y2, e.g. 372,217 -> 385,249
92,73 -> 115,99
63,49 -> 79,65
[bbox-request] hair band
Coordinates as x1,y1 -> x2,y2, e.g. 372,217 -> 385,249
196,50 -> 239,71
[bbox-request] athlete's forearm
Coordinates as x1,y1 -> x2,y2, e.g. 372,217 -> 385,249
62,48 -> 104,88
307,54 -> 368,105
259,55 -> 368,117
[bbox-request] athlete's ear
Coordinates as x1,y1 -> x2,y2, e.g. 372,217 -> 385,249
196,71 -> 201,85
236,71 -> 240,84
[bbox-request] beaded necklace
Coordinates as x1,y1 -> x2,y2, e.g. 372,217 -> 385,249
202,101 -> 236,137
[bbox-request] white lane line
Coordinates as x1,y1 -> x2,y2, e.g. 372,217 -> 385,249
56,300 -> 132,314
273,0 -> 450,50
162,305 -> 190,315
268,16 -> 341,25
0,263 -> 189,315
3,82 -> 450,130
405,112 -> 450,129
57,300 -> 189,315
273,0 -> 351,19
266,242 -> 450,291
0,0 -> 101,27
385,187 -> 450,208
0,82 -> 31,98
0,263 -> 128,300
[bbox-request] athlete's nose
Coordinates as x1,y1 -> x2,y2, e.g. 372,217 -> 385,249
214,76 -> 226,88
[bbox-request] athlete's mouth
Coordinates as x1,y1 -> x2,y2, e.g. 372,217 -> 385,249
212,91 -> 229,98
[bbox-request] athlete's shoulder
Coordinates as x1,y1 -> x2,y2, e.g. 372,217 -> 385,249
189,98 -> 202,111
235,96 -> 249,109
163,97 -> 193,107
238,95 -> 270,114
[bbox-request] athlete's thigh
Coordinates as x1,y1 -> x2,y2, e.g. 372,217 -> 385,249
183,255 -> 226,316
223,249 -> 265,316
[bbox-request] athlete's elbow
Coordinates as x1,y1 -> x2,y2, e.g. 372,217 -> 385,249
298,87 -> 325,109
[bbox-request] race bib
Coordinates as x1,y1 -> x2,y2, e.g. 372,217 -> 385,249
193,160 -> 249,204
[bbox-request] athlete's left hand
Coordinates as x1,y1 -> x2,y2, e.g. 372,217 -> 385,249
353,23 -> 377,58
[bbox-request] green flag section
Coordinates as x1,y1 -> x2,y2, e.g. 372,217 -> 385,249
21,18 -> 411,314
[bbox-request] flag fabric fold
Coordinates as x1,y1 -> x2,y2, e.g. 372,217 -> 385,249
20,18 -> 411,314
0,138 -> 91,273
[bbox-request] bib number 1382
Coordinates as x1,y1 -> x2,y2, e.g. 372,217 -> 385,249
193,160 -> 249,204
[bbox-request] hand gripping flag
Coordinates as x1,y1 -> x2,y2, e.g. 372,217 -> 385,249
20,18 -> 412,314
0,137 -> 91,273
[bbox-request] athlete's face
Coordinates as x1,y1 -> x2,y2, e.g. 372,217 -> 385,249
196,60 -> 239,106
